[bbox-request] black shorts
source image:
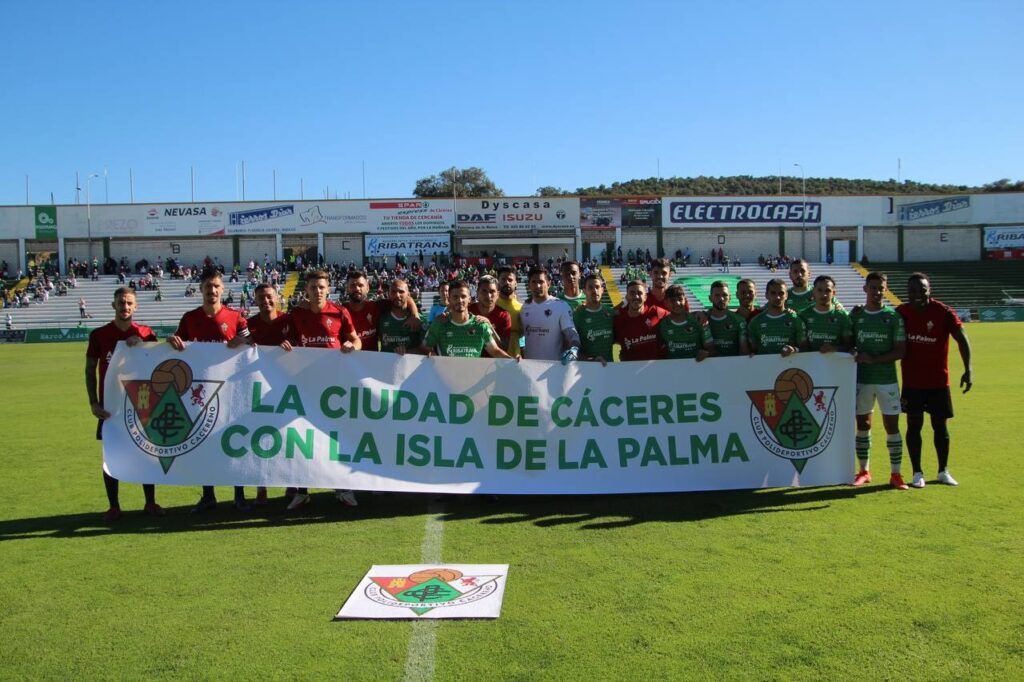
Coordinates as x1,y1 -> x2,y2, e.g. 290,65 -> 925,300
901,387 -> 954,419
96,418 -> 104,441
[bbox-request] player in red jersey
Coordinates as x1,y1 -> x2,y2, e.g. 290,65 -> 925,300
469,275 -> 513,352
897,273 -> 973,488
246,283 -> 290,504
168,268 -> 252,513
247,283 -> 290,347
282,270 -> 361,510
344,270 -> 419,351
614,280 -> 669,361
86,287 -> 162,521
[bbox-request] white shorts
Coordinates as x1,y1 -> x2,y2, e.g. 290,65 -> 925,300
856,383 -> 901,416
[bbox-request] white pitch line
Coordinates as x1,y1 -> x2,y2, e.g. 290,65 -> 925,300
402,500 -> 444,682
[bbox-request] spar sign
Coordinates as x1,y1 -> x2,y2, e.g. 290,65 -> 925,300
103,344 -> 855,492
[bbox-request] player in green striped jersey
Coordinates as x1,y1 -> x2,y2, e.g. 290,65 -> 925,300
573,273 -> 615,364
849,271 -> 907,489
557,260 -> 586,311
785,259 -> 815,313
705,280 -> 749,357
748,279 -> 804,356
799,275 -> 852,353
378,278 -> 422,354
420,280 -> 513,359
658,284 -> 712,360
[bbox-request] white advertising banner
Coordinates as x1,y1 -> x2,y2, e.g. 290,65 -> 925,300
365,233 -> 452,257
983,226 -> 1024,249
456,198 -> 579,232
102,343 -> 855,493
52,200 -> 456,238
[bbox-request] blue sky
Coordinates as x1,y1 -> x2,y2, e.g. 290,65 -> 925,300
2,0 -> 1020,206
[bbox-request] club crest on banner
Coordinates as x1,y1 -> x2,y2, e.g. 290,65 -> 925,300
122,359 -> 224,473
747,368 -> 837,473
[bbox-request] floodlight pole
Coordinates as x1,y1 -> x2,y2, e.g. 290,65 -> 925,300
794,163 -> 806,259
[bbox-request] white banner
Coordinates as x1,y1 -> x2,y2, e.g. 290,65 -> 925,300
102,343 -> 856,493
456,198 -> 578,232
365,233 -> 451,257
984,226 -> 1024,249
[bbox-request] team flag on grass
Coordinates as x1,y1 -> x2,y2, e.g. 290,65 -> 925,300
337,564 -> 510,619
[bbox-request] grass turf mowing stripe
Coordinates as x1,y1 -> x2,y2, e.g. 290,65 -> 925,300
403,500 -> 444,681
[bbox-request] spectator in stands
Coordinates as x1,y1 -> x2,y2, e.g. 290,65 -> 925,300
79,297 -> 89,318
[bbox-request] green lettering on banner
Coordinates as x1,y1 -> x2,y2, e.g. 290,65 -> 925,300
223,425 -> 248,457
456,439 -> 483,468
321,386 -> 346,418
650,395 -> 673,424
362,389 -> 390,419
574,391 -> 599,427
393,390 -> 418,420
700,393 -> 722,422
722,433 -> 749,462
450,394 -> 474,424
641,437 -> 667,466
329,431 -> 349,462
489,396 -> 513,426
551,397 -> 573,428
419,392 -> 446,423
252,383 -> 273,413
580,439 -> 608,468
524,440 -> 546,470
353,432 -> 382,464
517,397 -> 539,427
599,396 -> 623,426
618,438 -> 640,467
691,434 -> 719,463
286,428 -> 314,459
252,426 -> 281,458
626,395 -> 647,425
496,439 -> 521,469
557,440 -> 578,469
675,393 -> 698,423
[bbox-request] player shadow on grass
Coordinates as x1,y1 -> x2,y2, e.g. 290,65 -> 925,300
0,485 -> 887,540
435,484 -> 891,530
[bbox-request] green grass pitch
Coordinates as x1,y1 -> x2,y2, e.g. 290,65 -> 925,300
1,324 -> 1022,679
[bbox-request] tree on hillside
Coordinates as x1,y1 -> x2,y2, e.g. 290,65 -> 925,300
567,175 -> 1018,196
413,166 -> 504,198
535,186 -> 572,196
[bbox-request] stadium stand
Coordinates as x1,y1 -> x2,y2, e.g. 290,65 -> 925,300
857,262 -> 1024,310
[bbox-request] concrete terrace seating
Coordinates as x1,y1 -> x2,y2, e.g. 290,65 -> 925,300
4,274 -> 289,330
864,261 -> 1024,310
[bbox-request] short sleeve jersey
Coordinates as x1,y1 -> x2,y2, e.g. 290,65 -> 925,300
786,289 -> 815,314
734,305 -> 761,323
707,310 -> 748,357
496,296 -> 523,356
423,317 -> 495,358
614,306 -> 668,361
345,299 -> 386,351
748,310 -> 806,355
850,307 -> 905,384
897,299 -> 962,389
287,302 -> 355,348
658,314 -> 710,359
469,302 -> 513,351
175,306 -> 248,343
520,297 -> 575,361
557,292 -> 587,312
87,321 -> 158,400
378,311 -> 422,354
247,312 -> 290,346
645,290 -> 686,314
800,307 -> 852,351
573,304 -> 616,362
